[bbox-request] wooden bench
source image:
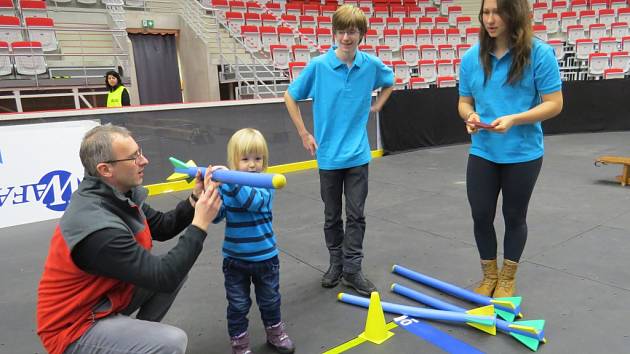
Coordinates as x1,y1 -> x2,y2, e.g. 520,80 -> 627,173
595,155 -> 630,186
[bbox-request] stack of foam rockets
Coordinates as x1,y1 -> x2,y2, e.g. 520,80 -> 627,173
338,264 -> 546,352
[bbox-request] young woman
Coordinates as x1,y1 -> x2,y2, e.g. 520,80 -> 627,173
458,0 -> 563,298
105,70 -> 130,107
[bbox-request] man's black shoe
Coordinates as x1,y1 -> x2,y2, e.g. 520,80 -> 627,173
321,264 -> 343,288
342,271 -> 377,297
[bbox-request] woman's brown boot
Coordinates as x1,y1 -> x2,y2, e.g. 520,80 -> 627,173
473,259 -> 498,296
493,259 -> 519,298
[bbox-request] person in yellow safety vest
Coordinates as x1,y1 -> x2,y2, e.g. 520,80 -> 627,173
105,70 -> 130,107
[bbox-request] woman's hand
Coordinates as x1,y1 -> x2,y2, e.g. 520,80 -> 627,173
465,113 -> 481,134
491,115 -> 516,133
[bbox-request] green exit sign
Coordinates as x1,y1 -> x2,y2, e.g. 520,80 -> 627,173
142,19 -> 154,29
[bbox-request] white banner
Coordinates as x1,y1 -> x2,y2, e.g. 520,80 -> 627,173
0,120 -> 99,229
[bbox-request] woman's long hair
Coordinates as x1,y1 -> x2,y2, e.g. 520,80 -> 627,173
478,0 -> 533,85
104,70 -> 122,91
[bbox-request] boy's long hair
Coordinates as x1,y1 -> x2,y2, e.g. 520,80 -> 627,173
478,0 -> 532,85
332,5 -> 368,40
227,128 -> 269,172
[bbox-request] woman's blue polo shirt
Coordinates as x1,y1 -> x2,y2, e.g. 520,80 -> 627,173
287,47 -> 394,170
458,39 -> 562,163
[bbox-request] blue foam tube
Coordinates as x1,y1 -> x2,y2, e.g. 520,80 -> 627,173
174,167 -> 285,189
338,293 -> 495,326
392,283 -> 464,312
392,264 -> 490,304
392,264 -> 521,316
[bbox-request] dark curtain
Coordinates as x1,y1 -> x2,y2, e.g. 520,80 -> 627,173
542,78 -> 630,134
380,87 -> 470,154
129,34 -> 183,105
380,78 -> 630,154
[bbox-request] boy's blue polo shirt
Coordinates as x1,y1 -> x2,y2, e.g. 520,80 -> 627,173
459,39 -> 562,164
287,47 -> 394,170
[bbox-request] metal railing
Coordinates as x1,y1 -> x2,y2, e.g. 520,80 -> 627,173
24,0 -> 288,98
0,26 -> 130,87
180,0 -> 289,98
0,4 -> 132,111
0,4 -> 131,86
102,3 -> 130,75
0,88 -> 108,112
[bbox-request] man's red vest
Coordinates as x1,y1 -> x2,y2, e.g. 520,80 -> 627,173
36,221 -> 152,354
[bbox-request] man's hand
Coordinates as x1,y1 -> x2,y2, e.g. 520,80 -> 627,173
191,166 -> 222,231
300,132 -> 317,156
189,168 -> 204,207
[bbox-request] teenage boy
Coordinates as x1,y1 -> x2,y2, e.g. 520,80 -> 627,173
284,4 -> 394,296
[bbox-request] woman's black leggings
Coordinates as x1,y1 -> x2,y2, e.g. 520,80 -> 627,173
466,155 -> 543,262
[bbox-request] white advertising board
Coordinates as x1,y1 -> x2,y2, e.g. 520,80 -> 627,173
0,120 -> 100,228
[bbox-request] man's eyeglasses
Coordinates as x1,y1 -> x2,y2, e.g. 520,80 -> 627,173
103,148 -> 144,165
335,29 -> 361,37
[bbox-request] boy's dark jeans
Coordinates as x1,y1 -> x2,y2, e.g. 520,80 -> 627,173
319,163 -> 369,274
223,256 -> 281,337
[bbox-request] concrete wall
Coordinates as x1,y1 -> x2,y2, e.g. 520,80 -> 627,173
460,0 -> 481,18
126,40 -> 141,106
178,21 -> 221,102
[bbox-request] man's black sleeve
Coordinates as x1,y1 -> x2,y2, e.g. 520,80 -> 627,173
143,198 -> 195,242
71,224 -> 206,293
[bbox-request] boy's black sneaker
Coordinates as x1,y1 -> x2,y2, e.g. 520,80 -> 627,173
342,271 -> 377,297
321,264 -> 343,288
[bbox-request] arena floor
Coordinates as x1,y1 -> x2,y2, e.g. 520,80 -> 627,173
2,131 -> 630,354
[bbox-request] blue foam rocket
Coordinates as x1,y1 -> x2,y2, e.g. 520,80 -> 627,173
338,292 -> 497,335
391,283 -> 546,352
167,157 -> 286,189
